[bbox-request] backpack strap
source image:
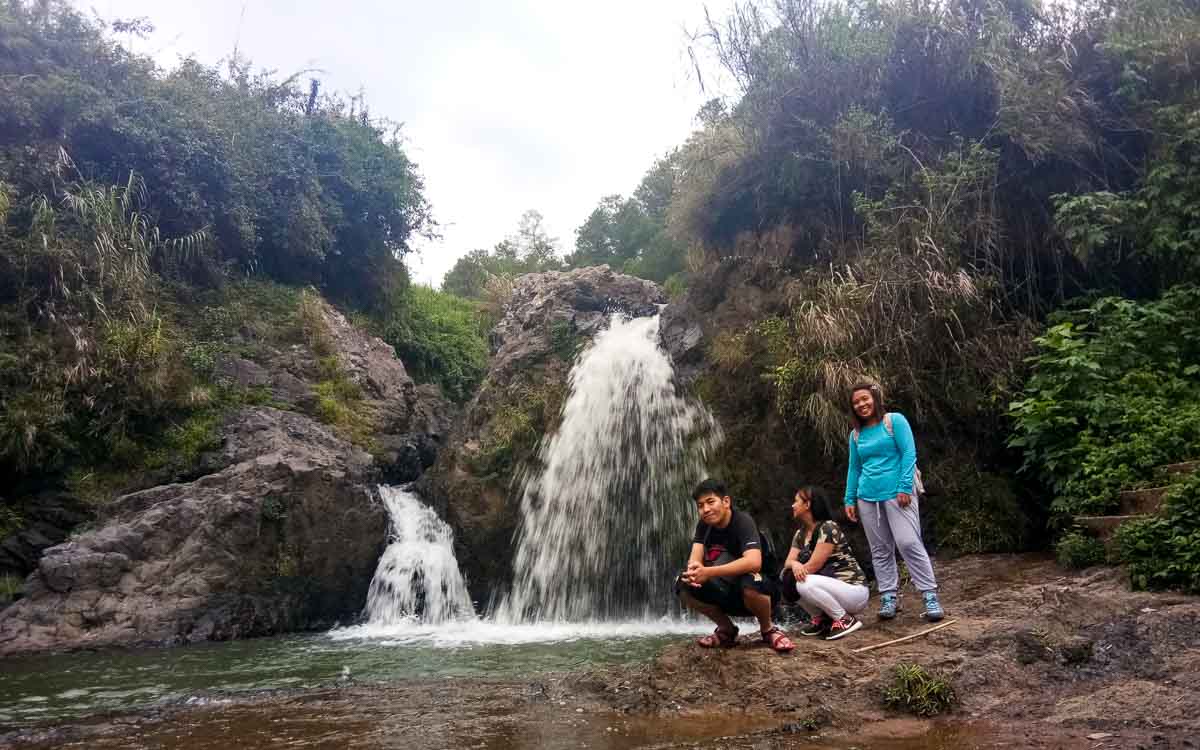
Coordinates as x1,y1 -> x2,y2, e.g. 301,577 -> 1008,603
854,413 -> 894,445
882,412 -> 924,496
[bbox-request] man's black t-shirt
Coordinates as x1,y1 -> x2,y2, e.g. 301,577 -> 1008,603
692,509 -> 760,566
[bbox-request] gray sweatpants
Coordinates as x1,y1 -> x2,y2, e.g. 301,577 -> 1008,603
857,498 -> 938,594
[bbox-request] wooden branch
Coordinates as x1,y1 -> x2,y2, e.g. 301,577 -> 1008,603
851,619 -> 959,654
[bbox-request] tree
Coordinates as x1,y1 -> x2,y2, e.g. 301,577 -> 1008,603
439,210 -> 563,298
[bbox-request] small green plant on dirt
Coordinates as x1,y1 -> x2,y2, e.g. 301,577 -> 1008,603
883,664 -> 957,717
1115,473 -> 1200,593
1055,530 -> 1107,569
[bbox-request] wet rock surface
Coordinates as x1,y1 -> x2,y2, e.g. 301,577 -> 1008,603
5,555 -> 1197,749
420,266 -> 665,603
0,408 -> 387,656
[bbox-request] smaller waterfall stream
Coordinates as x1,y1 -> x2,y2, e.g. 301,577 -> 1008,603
363,486 -> 474,625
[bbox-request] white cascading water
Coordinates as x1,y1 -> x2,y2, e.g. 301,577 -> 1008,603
362,486 -> 474,625
494,312 -> 723,623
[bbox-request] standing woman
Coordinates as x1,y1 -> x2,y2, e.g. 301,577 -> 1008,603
843,382 -> 944,621
782,486 -> 870,640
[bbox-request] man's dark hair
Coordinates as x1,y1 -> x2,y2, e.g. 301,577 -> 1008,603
849,380 -> 885,427
692,478 -> 727,501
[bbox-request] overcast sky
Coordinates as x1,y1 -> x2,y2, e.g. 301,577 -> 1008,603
79,1 -> 732,286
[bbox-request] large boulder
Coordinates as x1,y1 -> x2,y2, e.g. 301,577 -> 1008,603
419,266 -> 665,604
213,298 -> 454,484
0,408 -> 386,655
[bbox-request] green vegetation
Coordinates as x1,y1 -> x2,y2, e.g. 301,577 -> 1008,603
1115,473 -> 1200,593
1008,288 -> 1200,516
593,0 -> 1200,565
925,462 -> 1030,555
379,285 -> 489,402
441,211 -> 563,298
0,1 -> 469,537
0,1 -> 431,310
882,664 -> 957,717
1055,531 -> 1108,570
472,377 -> 568,479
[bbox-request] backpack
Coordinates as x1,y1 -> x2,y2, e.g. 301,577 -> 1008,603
852,412 -> 925,497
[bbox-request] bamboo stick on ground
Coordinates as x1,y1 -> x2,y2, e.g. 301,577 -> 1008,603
851,619 -> 959,654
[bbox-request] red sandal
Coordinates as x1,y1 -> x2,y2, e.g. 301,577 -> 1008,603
696,625 -> 739,648
761,626 -> 795,653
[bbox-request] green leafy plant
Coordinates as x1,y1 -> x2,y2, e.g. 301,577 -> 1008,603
1009,287 -> 1200,517
1055,531 -> 1107,570
1115,473 -> 1200,593
380,285 -> 489,402
883,664 -> 957,717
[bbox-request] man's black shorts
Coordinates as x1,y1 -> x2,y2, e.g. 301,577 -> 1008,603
675,571 -> 778,617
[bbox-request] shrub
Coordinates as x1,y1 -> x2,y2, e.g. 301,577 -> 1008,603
380,285 -> 489,402
1115,473 -> 1200,593
925,462 -> 1031,554
312,358 -> 371,447
1055,531 -> 1107,570
883,664 -> 956,717
1009,287 -> 1200,516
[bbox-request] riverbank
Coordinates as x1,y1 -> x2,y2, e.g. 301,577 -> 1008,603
3,554 -> 1197,749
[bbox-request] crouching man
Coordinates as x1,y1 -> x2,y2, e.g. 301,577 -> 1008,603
676,478 -> 795,653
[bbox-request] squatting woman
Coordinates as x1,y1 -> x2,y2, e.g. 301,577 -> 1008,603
782,486 -> 870,640
843,382 -> 944,621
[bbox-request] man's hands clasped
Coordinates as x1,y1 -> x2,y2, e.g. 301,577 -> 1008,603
680,560 -> 712,588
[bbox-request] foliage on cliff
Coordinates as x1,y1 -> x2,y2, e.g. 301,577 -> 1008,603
1,0 -> 431,310
643,0 -> 1200,555
0,2 -> 475,517
1009,288 -> 1200,516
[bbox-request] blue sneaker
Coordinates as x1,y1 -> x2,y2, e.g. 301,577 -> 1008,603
922,591 -> 944,621
878,591 -> 899,620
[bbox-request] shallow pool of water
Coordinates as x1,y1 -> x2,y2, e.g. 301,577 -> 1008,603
0,620 -> 709,728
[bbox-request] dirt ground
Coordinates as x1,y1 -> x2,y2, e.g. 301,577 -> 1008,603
5,554 -> 1199,749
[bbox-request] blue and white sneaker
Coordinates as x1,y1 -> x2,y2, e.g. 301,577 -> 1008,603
878,591 -> 899,620
922,590 -> 945,621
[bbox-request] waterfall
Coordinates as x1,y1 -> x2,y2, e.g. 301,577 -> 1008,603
363,486 -> 474,625
495,312 -> 723,623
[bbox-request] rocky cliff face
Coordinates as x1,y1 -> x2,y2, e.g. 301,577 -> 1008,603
0,409 -> 383,655
419,266 -> 664,604
0,296 -> 452,655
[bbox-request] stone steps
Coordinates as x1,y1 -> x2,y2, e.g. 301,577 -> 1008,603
1162,460 -> 1200,476
1075,514 -> 1145,540
1117,486 -> 1168,516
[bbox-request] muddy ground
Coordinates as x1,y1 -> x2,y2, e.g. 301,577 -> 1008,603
4,554 -> 1199,749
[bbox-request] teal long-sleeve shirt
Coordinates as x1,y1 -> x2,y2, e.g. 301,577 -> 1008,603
844,412 -> 917,507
